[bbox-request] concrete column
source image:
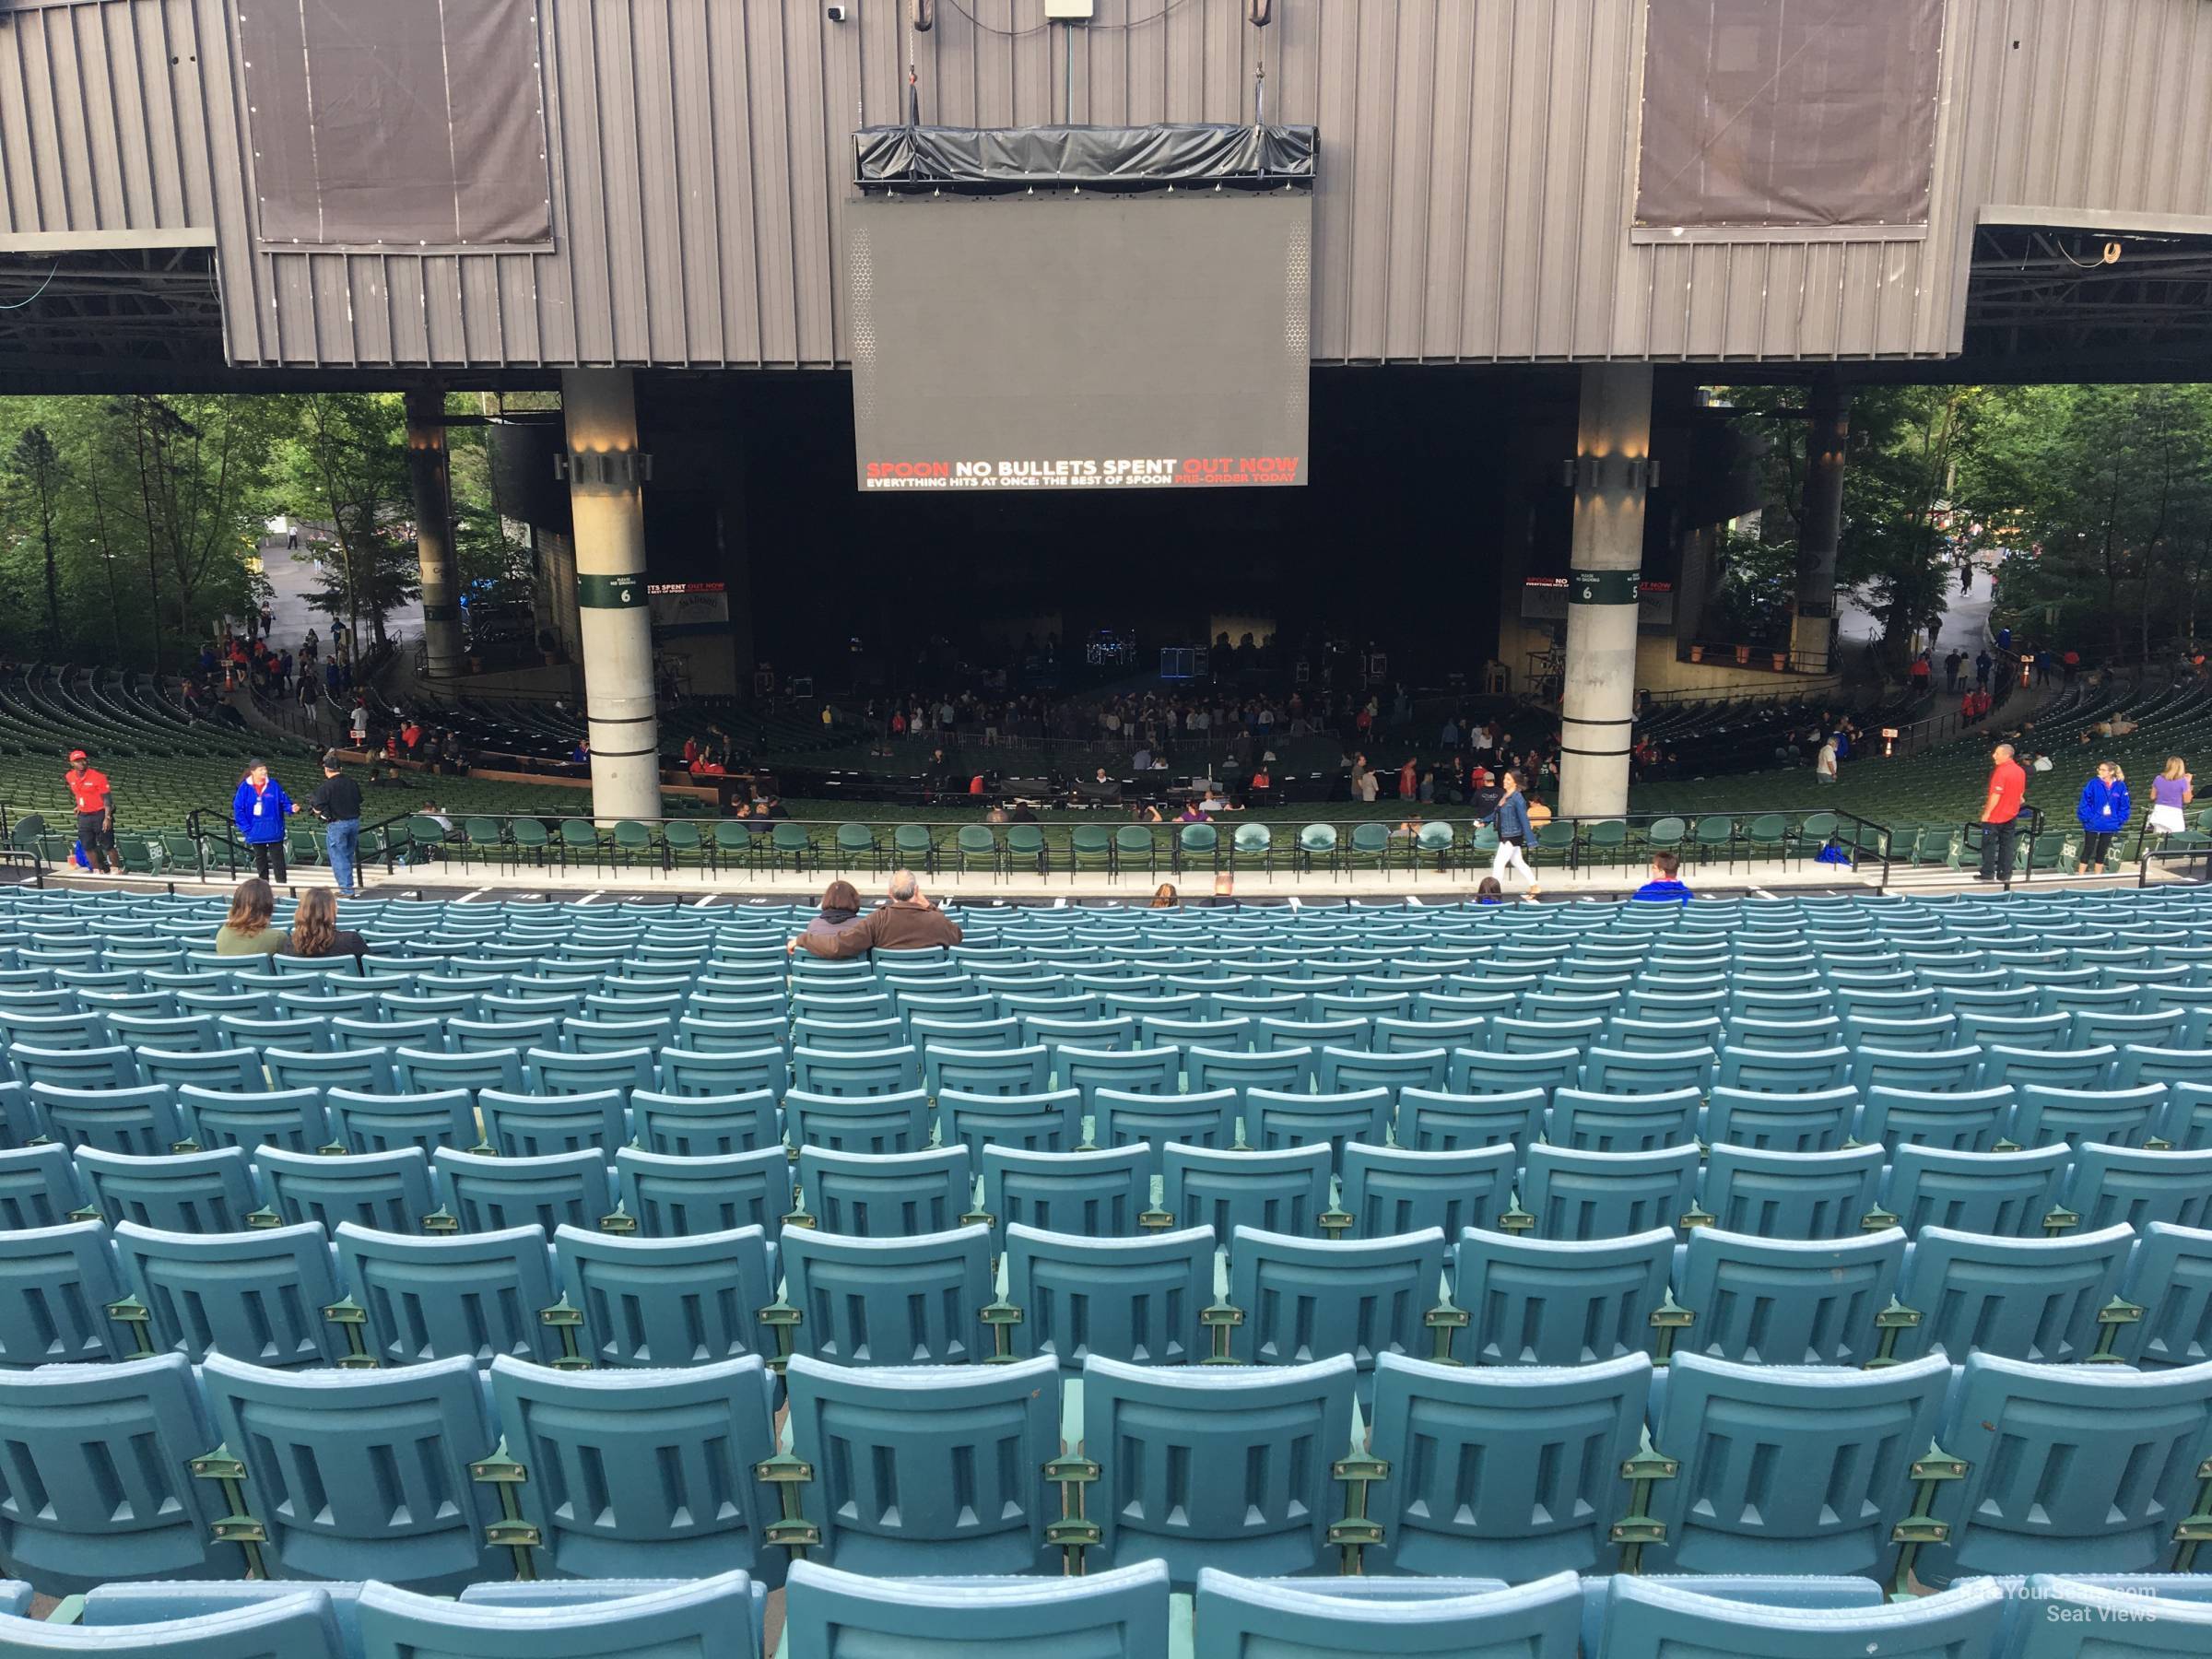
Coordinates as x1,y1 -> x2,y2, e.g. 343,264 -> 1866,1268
1791,371 -> 1849,670
1558,363 -> 1653,821
561,368 -> 663,822
404,389 -> 465,677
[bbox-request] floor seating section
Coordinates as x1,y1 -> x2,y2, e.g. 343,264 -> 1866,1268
3,886 -> 2212,1631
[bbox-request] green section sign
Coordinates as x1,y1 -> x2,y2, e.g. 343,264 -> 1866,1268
1569,567 -> 1643,606
577,572 -> 646,609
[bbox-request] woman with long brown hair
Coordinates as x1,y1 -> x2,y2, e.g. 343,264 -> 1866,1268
286,888 -> 369,961
214,877 -> 284,956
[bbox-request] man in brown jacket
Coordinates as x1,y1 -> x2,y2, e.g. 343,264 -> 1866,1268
790,869 -> 962,958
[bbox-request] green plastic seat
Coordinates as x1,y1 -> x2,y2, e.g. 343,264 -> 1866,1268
1298,824 -> 1337,874
1177,822 -> 1219,871
1113,825 -> 1158,878
956,825 -> 1001,877
1006,824 -> 1047,874
771,821 -> 815,872
893,824 -> 936,872
611,819 -> 657,869
836,821 -> 881,872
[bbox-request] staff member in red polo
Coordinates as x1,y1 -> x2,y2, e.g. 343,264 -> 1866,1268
65,750 -> 117,874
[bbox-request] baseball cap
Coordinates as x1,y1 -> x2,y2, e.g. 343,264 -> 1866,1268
66,749 -> 87,762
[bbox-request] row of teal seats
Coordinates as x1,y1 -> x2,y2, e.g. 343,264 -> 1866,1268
9,949 -> 2212,1005
21,1569 -> 2212,1659
4,1344 -> 2209,1601
16,1038 -> 2208,1150
7,1089 -> 2211,1245
14,1570 -> 2208,1659
7,1199 -> 2209,1377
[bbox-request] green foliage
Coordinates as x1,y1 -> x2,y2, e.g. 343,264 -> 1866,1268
0,388 -> 534,669
1727,381 -> 2212,672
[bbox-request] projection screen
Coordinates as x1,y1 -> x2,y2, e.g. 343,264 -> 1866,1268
848,192 -> 1312,493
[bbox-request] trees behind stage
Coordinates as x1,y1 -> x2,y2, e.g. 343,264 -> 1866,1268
0,391 -> 531,669
1722,382 -> 2212,674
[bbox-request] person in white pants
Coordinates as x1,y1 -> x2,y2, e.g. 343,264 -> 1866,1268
1485,769 -> 1540,898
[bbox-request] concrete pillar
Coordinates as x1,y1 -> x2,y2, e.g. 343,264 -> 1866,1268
561,368 -> 663,822
1791,371 -> 1849,670
1558,363 -> 1653,821
405,389 -> 465,677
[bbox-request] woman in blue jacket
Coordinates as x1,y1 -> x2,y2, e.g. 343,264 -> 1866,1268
2076,759 -> 2130,875
1480,768 -> 1539,898
232,758 -> 300,882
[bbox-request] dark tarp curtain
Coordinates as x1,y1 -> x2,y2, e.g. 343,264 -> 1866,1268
854,124 -> 1318,188
238,0 -> 552,246
1635,0 -> 1942,229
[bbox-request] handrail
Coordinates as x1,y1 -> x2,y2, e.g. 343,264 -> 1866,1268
315,805 -> 1897,888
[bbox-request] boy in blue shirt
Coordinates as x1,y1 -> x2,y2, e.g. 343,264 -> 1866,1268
1633,851 -> 1693,904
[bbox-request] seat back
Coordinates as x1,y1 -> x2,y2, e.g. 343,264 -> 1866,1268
373,1572 -> 763,1656
630,1088 -> 781,1156
1338,1142 -> 1517,1240
1700,1085 -> 1857,1153
1520,1144 -> 1700,1240
175,1086 -> 326,1154
254,1146 -> 435,1234
1080,1353 -> 1354,1587
1394,1088 -> 1546,1156
789,1045 -> 921,1097
75,1146 -> 259,1234
778,1223 -> 993,1366
111,1220 -> 345,1369
1857,1085 -> 2015,1153
614,1146 -> 790,1239
202,1351 -> 503,1594
1675,1226 -> 1904,1366
796,1145 -> 971,1237
2064,1144 -> 2212,1232
1545,1087 -> 1701,1153
1452,1228 -> 1674,1366
1227,1225 -> 1446,1372
782,1353 -> 1060,1576
937,1088 -> 1083,1159
981,1146 -> 1149,1240
1696,1144 -> 1884,1240
0,1143 -> 77,1232
1001,1224 -> 1211,1370
2115,1221 -> 2212,1368
2011,1084 -> 2168,1149
477,1088 -> 629,1158
1595,1575 -> 2003,1659
334,1221 -> 565,1367
553,1224 -> 776,1369
44,1590 -> 346,1659
1879,1142 -> 2069,1236
1240,1087 -> 1391,1162
487,1352 -> 781,1581
0,1352 -> 227,1593
1891,1222 -> 2134,1364
1364,1352 -> 1650,1581
783,1088 -> 931,1156
26,1084 -> 183,1156
322,1087 -> 477,1155
0,1219 -> 125,1365
1091,1088 -> 1238,1177
782,1559 -> 1168,1659
431,1147 -> 613,1234
1162,1143 -> 1332,1239
922,1043 -> 1048,1098
1920,1352 -> 2212,1585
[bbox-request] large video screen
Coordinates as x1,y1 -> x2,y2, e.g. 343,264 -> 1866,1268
848,193 -> 1311,492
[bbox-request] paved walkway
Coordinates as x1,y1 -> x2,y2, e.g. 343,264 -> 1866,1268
250,526 -> 426,659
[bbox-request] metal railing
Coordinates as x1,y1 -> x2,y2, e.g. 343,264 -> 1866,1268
160,805 -> 1900,890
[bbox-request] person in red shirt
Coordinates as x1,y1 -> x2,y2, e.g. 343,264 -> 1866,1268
65,750 -> 116,874
1398,758 -> 1418,799
1978,742 -> 2029,883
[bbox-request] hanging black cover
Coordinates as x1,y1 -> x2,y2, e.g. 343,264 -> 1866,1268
853,124 -> 1317,190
